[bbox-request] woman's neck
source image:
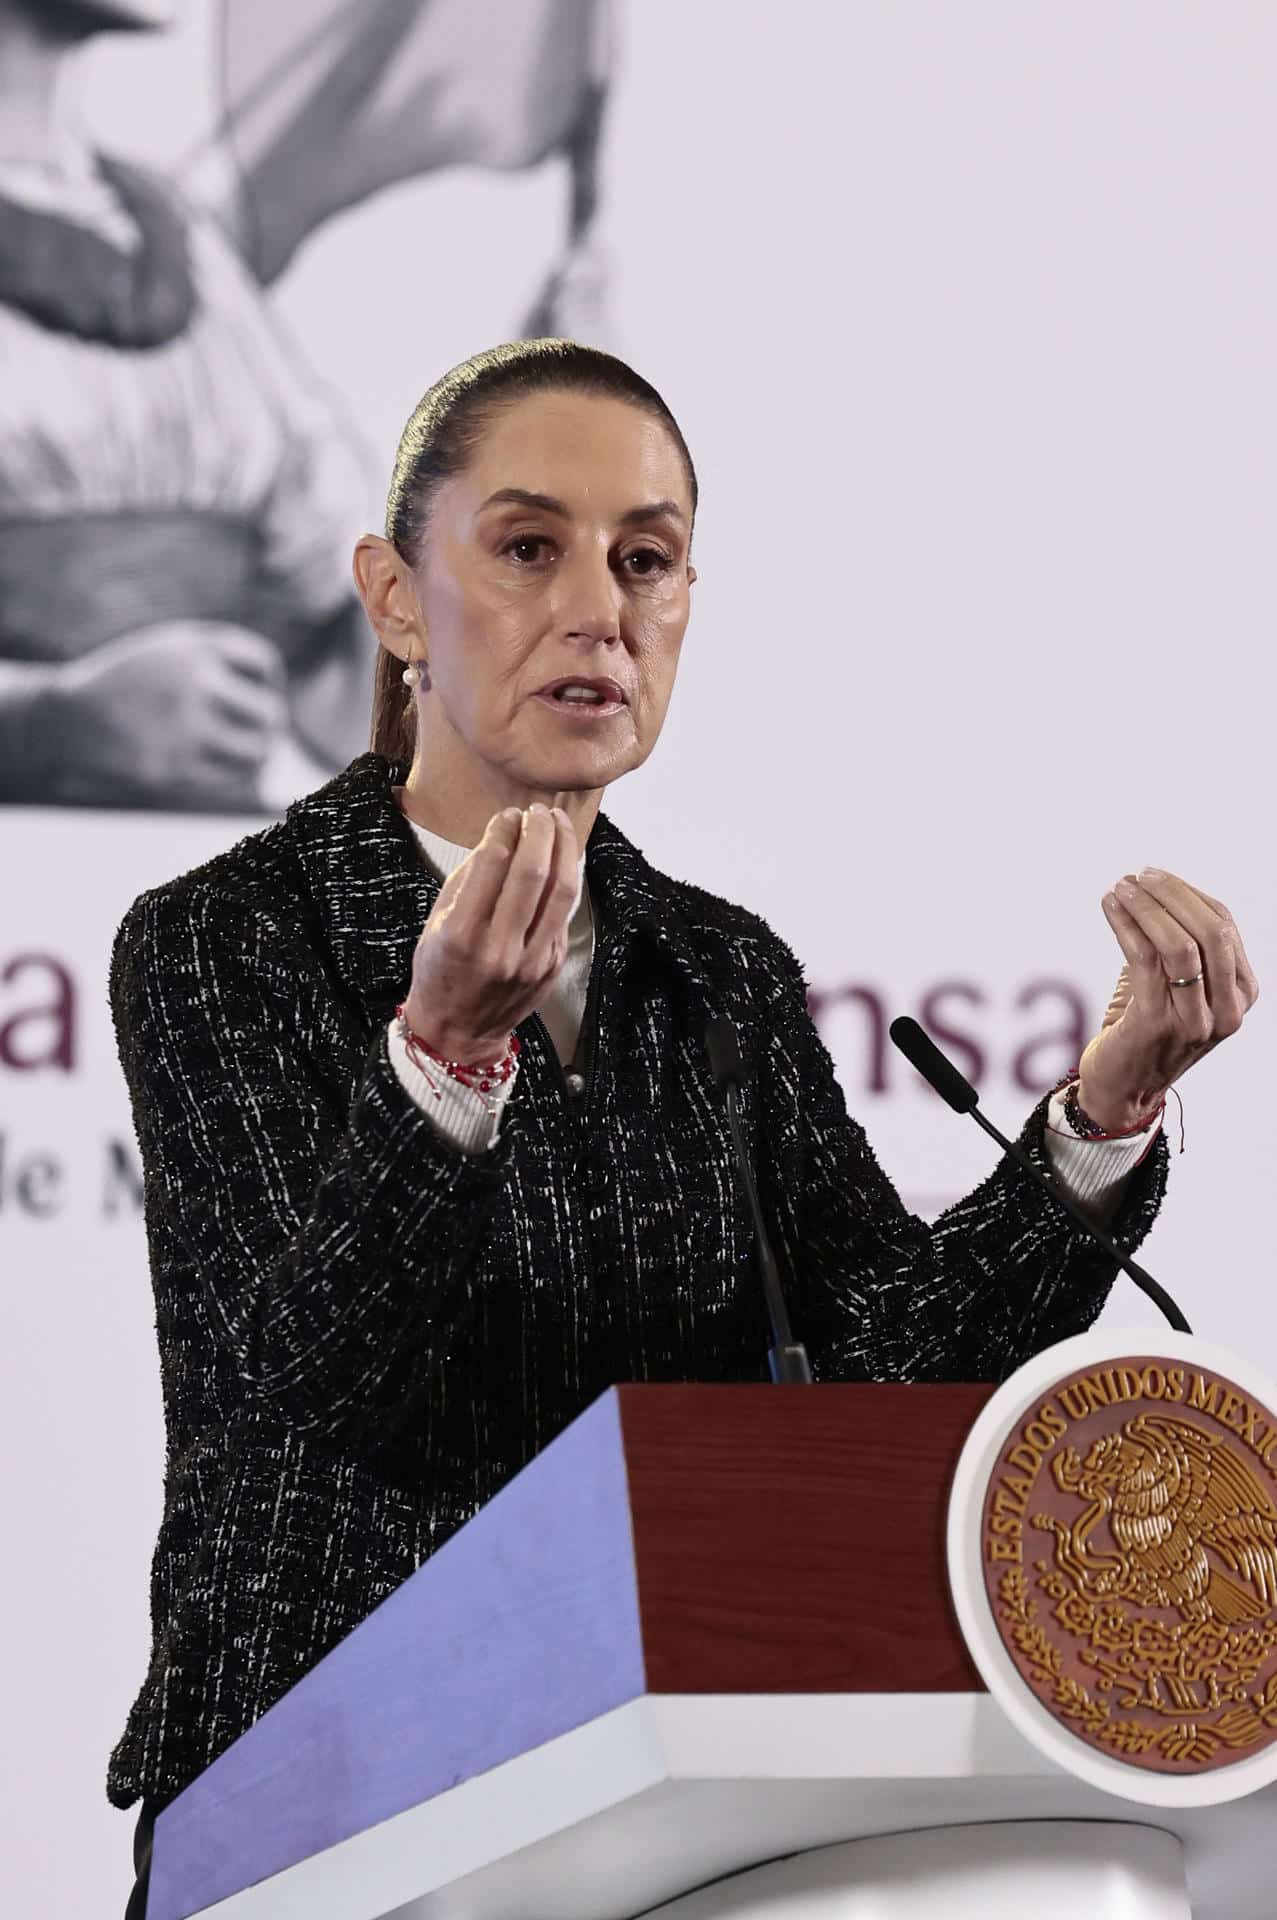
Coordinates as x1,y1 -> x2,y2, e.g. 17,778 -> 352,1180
396,744 -> 604,852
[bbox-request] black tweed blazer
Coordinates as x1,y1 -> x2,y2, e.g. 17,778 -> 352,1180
106,751 -> 1168,1810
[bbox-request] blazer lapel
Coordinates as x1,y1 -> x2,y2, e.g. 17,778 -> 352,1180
283,753 -> 438,1030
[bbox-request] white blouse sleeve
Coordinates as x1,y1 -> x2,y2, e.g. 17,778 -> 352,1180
1041,1087 -> 1163,1222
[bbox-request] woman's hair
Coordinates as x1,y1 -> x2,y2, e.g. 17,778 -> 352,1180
369,337 -> 698,764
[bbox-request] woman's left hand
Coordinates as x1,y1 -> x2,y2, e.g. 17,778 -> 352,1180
1076,869 -> 1259,1132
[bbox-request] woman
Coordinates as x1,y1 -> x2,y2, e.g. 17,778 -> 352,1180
110,339 -> 1256,1913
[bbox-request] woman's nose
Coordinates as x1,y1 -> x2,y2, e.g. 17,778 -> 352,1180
558,548 -> 623,639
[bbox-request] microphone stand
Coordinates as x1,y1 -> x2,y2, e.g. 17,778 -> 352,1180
720,1079 -> 813,1384
889,1016 -> 1191,1335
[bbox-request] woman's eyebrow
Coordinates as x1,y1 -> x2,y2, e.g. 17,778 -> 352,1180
478,487 -> 685,528
620,499 -> 686,528
479,487 -> 568,517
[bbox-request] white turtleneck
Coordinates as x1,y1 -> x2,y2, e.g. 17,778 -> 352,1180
388,801 -> 1161,1221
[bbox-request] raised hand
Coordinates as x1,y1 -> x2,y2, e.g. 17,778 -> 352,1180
403,802 -> 581,1061
1077,870 -> 1259,1131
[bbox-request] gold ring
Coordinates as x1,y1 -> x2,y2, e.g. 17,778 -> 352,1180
1168,970 -> 1205,988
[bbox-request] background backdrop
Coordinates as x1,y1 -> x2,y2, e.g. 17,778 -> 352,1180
3,1 -> 1274,1910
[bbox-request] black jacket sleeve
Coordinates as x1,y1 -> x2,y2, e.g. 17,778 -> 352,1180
756,961 -> 1170,1383
110,881 -> 520,1442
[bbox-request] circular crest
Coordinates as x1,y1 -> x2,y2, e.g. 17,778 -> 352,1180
948,1329 -> 1277,1806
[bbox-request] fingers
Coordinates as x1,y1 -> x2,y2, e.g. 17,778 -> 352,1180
205,625 -> 288,692
437,804 -> 574,974
194,733 -> 271,780
202,655 -> 289,739
1108,870 -> 1246,1040
524,807 -> 580,957
1182,880 -> 1261,1010
1123,871 -> 1244,1020
1107,879 -> 1212,1044
1100,890 -> 1183,1005
179,650 -> 289,781
1111,875 -> 1210,982
486,806 -> 555,959
1103,887 -> 1212,1047
1233,945 -> 1259,1011
438,807 -> 523,934
409,804 -> 578,1055
490,805 -> 578,971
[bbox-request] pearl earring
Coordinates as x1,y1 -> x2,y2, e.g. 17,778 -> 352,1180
402,634 -> 426,689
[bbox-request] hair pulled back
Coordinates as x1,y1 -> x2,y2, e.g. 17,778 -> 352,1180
369,338 -> 698,764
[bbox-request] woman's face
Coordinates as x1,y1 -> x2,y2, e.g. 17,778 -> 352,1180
411,389 -> 697,799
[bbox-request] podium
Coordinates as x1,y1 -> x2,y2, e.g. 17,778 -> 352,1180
143,1385 -> 1275,1919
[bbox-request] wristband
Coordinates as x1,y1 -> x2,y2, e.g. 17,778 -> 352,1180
393,1004 -> 521,1117
1052,1069 -> 1165,1141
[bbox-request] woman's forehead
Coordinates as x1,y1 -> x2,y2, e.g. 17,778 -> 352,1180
461,391 -> 690,509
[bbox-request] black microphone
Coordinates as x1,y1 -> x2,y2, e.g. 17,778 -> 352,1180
888,1016 -> 1190,1334
705,1016 -> 813,1383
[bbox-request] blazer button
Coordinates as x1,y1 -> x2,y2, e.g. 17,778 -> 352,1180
565,1071 -> 586,1096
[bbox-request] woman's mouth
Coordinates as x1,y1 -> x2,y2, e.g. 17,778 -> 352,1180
534,682 -> 626,719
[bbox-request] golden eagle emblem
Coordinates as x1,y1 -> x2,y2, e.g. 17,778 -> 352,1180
980,1359 -> 1277,1773
1037,1413 -> 1277,1628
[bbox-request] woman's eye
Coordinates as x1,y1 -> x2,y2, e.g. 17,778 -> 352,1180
623,547 -> 672,577
503,537 -> 672,575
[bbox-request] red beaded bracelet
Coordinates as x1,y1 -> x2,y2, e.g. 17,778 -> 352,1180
394,1003 -> 521,1117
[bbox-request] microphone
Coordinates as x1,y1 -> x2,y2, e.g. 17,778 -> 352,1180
705,1016 -> 813,1383
888,1016 -> 1190,1334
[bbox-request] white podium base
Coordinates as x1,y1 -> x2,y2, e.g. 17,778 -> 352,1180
647,1822 -> 1189,1920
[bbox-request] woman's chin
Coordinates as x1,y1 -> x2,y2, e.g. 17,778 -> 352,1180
517,716 -> 640,779
518,742 -> 639,794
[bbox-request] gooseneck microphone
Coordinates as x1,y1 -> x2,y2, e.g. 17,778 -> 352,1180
888,1015 -> 1191,1334
704,1017 -> 813,1383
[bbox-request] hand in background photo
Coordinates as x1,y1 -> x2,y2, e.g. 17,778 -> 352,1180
8,620 -> 290,812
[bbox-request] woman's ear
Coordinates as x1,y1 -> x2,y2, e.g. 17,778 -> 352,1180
351,534 -> 424,663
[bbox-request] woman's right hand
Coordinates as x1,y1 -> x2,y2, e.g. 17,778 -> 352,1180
403,803 -> 582,1061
